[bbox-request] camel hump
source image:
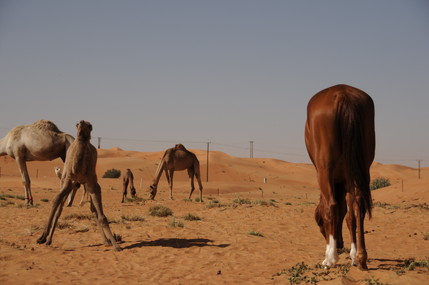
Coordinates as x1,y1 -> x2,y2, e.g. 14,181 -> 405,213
32,120 -> 62,133
174,144 -> 189,152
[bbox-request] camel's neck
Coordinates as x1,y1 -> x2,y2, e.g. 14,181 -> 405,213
152,159 -> 166,186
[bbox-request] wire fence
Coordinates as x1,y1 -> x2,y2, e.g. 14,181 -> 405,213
0,127 -> 427,168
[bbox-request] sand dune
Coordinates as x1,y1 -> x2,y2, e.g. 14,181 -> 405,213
0,148 -> 428,284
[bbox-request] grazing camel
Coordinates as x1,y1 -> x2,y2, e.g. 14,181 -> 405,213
305,84 -> 375,270
122,168 -> 136,203
149,144 -> 203,202
54,166 -> 88,207
0,120 -> 75,205
37,120 -> 121,251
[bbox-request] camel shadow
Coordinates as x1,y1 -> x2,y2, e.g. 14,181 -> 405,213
123,238 -> 230,250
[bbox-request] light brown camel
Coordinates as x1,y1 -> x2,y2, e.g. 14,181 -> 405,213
37,120 -> 121,251
54,166 -> 88,207
122,168 -> 136,203
149,144 -> 203,202
0,120 -> 75,205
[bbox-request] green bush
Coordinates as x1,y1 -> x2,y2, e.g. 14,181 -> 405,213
149,205 -> 173,217
183,213 -> 201,221
102,168 -> 121,178
370,177 -> 391,190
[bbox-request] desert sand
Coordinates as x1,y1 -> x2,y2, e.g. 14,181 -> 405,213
0,148 -> 428,284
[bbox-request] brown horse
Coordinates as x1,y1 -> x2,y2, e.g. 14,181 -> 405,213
305,84 -> 375,270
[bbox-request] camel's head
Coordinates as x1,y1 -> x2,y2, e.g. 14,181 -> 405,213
76,120 -> 92,141
149,184 -> 157,200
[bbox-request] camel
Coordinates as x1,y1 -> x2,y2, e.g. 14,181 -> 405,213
149,144 -> 203,202
54,166 -> 88,207
0,120 -> 75,205
37,120 -> 121,252
122,168 -> 136,203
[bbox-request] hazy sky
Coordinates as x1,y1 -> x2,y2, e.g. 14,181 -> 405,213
1,1 -> 428,167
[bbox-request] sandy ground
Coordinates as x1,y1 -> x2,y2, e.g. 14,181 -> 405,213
0,148 -> 428,284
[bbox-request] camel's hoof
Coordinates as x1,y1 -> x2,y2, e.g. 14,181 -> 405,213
36,237 -> 46,244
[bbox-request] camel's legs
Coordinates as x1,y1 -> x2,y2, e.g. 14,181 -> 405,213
192,161 -> 203,202
66,183 -> 80,207
78,185 -> 88,206
87,182 -> 122,251
37,180 -> 73,245
187,168 -> 196,200
195,169 -> 203,203
168,169 -> 174,200
16,157 -> 32,205
89,195 -> 109,244
122,179 -> 129,203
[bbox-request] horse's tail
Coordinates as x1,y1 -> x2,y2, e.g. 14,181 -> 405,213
337,94 -> 373,218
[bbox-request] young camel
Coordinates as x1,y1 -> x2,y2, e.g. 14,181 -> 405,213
55,166 -> 88,207
0,120 -> 75,205
38,121 -> 121,251
149,144 -> 203,202
121,168 -> 136,203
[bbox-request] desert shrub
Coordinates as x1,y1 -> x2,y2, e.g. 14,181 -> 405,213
168,217 -> 184,228
102,168 -> 121,178
233,197 -> 251,205
404,258 -> 429,271
113,233 -> 122,242
125,196 -> 145,204
253,200 -> 276,207
56,221 -> 73,230
63,213 -> 93,220
370,177 -> 391,190
183,213 -> 201,221
0,194 -> 25,200
206,199 -> 226,209
248,230 -> 264,237
149,205 -> 173,217
121,215 -> 145,222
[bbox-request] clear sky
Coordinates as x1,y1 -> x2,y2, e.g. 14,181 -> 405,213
1,1 -> 428,167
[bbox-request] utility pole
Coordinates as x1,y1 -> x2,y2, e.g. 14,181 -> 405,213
97,137 -> 101,149
418,160 -> 421,179
249,141 -> 254,158
206,142 -> 211,182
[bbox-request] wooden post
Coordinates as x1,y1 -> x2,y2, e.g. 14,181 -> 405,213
418,160 -> 421,179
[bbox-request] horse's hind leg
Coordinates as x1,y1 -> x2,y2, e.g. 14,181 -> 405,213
318,168 -> 340,268
355,196 -> 368,270
335,182 -> 347,249
345,193 -> 357,266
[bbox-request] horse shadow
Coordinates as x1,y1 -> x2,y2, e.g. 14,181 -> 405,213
123,238 -> 230,250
